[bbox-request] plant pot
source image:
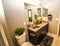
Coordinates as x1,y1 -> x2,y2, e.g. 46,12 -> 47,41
15,32 -> 26,45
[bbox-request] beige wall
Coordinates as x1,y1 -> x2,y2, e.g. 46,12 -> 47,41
42,0 -> 59,34
0,0 -> 14,46
2,0 -> 26,46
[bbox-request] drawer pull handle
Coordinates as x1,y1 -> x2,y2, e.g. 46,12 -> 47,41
30,33 -> 35,37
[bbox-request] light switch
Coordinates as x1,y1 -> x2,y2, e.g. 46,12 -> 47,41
55,18 -> 58,21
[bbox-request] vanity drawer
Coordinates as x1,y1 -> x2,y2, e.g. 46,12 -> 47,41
28,29 -> 36,37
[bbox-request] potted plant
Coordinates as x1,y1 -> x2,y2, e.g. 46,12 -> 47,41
15,27 -> 25,35
15,27 -> 26,45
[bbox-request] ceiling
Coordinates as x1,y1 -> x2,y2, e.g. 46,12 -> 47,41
41,0 -> 56,5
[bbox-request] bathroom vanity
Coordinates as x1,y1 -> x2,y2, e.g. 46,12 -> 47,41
27,21 -> 49,45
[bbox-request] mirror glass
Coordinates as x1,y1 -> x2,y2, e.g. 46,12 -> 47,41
42,8 -> 48,17
37,8 -> 48,17
37,8 -> 41,16
28,9 -> 32,22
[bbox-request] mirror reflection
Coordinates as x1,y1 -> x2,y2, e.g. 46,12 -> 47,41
28,9 -> 32,22
37,8 -> 41,16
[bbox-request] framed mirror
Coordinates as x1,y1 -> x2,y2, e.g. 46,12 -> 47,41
28,9 -> 32,22
37,8 -> 41,16
42,8 -> 48,17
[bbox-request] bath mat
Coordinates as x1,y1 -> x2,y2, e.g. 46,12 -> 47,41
40,35 -> 53,46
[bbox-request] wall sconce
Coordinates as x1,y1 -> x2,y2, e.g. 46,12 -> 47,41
48,14 -> 52,21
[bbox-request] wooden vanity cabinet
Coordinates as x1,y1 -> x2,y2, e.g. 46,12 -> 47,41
28,23 -> 49,45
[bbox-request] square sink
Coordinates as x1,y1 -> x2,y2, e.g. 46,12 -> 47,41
32,25 -> 40,29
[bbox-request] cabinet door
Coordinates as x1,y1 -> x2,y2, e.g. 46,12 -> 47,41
36,28 -> 43,37
42,24 -> 48,35
28,30 -> 37,45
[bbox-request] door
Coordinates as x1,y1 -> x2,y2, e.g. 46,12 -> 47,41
0,32 -> 5,46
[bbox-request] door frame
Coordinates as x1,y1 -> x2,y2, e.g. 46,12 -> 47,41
0,23 -> 9,46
